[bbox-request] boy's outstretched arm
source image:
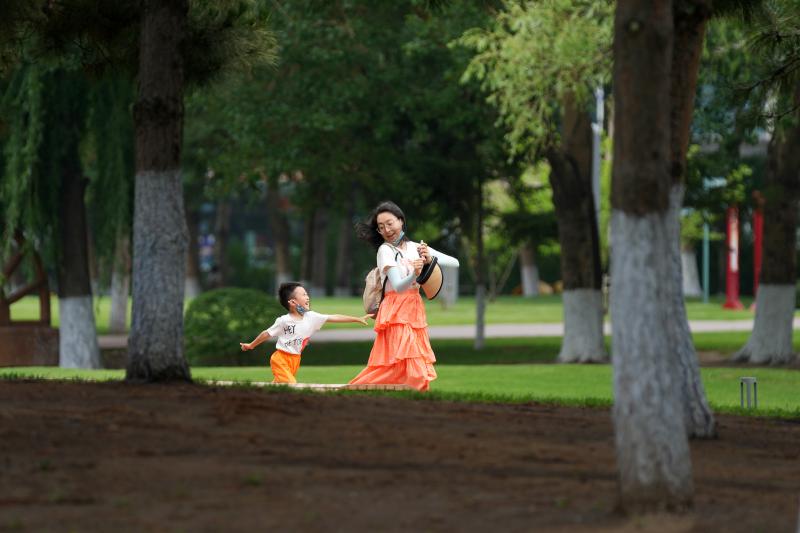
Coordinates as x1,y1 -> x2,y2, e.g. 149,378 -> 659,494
240,330 -> 271,351
326,314 -> 371,326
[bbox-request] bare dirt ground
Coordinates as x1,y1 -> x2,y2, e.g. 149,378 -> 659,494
0,380 -> 798,532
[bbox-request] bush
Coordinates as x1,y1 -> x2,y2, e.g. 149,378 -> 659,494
184,287 -> 285,366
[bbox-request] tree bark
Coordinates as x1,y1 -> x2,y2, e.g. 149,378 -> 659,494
109,231 -> 131,334
184,207 -> 202,298
735,99 -> 800,365
611,0 -> 693,512
669,0 -> 716,439
266,176 -> 292,292
58,151 -> 101,369
546,95 -> 606,364
668,188 -> 715,438
519,242 -> 539,297
127,0 -> 191,382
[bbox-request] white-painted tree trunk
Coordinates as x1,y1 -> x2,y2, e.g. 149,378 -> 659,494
520,244 -> 539,297
59,296 -> 101,369
611,207 -> 693,510
558,289 -> 607,363
184,276 -> 201,299
734,284 -> 796,364
681,247 -> 702,297
668,189 -> 715,438
127,170 -> 191,381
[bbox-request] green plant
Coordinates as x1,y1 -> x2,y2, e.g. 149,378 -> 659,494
184,287 -> 284,366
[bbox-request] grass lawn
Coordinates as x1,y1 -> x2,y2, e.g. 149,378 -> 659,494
8,293 -> 786,334
3,363 -> 798,418
207,331 -> 800,366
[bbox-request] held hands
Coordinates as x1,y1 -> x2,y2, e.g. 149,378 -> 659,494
358,314 -> 373,326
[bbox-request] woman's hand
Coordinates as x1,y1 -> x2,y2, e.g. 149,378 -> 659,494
240,342 -> 253,351
412,258 -> 424,276
417,241 -> 432,264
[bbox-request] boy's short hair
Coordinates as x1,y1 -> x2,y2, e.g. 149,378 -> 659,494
278,282 -> 303,311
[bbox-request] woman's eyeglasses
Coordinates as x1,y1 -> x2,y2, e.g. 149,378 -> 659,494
376,218 -> 400,234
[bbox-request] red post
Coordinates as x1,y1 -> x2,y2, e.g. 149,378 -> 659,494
723,206 -> 744,310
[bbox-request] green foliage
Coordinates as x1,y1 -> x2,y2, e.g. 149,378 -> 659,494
84,74 -> 136,271
185,0 -> 278,86
184,287 -> 284,366
1,66 -> 89,262
0,65 -> 48,253
457,0 -> 613,157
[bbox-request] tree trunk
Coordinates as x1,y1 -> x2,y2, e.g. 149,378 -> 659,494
474,178 -> 486,350
611,0 -> 693,512
109,231 -> 131,334
266,176 -> 291,292
546,95 -> 606,363
519,242 -> 539,297
184,207 -> 202,298
300,214 -> 314,288
127,0 -> 191,382
58,152 -> 102,369
669,0 -> 716,438
213,200 -> 231,288
681,245 -> 702,297
334,202 -> 354,296
668,188 -> 715,438
311,208 -> 329,296
735,99 -> 800,365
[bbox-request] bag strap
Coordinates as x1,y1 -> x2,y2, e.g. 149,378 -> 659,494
378,244 -> 403,303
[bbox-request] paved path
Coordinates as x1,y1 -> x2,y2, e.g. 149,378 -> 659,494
98,318 -> 800,348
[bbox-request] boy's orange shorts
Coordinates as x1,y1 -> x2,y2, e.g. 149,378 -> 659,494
270,350 -> 301,383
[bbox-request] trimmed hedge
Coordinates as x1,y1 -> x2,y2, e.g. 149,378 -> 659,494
184,287 -> 285,366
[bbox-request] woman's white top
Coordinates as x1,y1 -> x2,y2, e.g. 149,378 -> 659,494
377,240 -> 459,293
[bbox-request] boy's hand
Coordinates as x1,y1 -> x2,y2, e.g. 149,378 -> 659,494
240,342 -> 253,351
358,314 -> 372,325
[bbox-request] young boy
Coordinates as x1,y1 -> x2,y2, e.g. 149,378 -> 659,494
240,282 -> 370,384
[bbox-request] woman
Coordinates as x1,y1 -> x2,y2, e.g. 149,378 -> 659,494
350,201 -> 459,392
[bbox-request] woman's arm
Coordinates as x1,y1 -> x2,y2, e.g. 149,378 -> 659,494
417,241 -> 460,267
386,262 -> 422,292
240,330 -> 271,351
429,247 -> 459,267
326,314 -> 370,325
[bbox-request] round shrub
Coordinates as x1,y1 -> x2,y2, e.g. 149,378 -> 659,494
184,287 -> 285,366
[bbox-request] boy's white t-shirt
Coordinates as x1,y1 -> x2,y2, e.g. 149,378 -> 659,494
267,311 -> 329,355
377,241 -> 421,293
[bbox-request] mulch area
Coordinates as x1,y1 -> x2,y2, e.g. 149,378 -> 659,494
0,380 -> 798,532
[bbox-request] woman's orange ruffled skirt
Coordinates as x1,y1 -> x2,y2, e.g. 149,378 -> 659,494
349,289 -> 437,392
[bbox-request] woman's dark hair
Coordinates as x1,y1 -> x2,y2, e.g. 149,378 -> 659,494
355,201 -> 408,249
